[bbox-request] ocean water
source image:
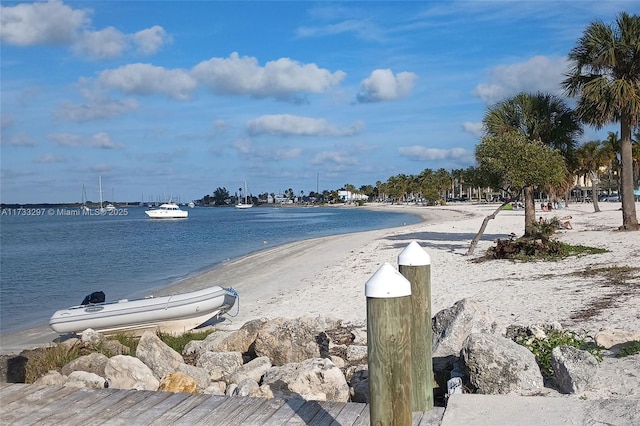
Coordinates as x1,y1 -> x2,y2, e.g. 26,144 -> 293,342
0,206 -> 420,334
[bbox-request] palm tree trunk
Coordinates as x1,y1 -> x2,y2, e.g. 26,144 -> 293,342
467,200 -> 510,255
591,179 -> 601,213
619,114 -> 640,230
523,186 -> 536,237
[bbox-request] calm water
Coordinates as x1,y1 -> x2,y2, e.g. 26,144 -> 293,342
0,206 -> 420,334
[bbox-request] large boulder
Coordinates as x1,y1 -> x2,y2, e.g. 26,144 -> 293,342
551,346 -> 598,394
158,371 -> 198,394
61,352 -> 109,377
262,358 -> 350,402
432,299 -> 497,358
185,318 -> 269,358
254,317 -> 325,365
196,351 -> 243,381
461,332 -> 543,395
66,371 -> 107,389
223,356 -> 272,385
104,355 -> 159,390
135,331 -> 185,380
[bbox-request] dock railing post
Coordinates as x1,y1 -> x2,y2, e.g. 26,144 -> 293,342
398,240 -> 434,411
365,262 -> 413,426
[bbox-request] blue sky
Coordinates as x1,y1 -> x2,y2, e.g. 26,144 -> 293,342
1,1 -> 636,204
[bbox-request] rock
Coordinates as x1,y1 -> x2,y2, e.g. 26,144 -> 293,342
196,351 -> 243,381
595,329 -> 640,352
254,317 -> 325,365
135,331 -> 185,380
223,356 -> 271,385
248,384 -> 274,399
33,370 -> 66,387
66,371 -> 107,389
185,318 -> 269,358
104,355 -> 159,390
101,339 -> 131,356
551,346 -> 598,394
461,332 -> 543,395
174,364 -> 210,391
158,371 -> 198,393
262,358 -> 350,402
432,299 -> 497,358
347,365 -> 369,403
235,378 -> 260,396
345,345 -> 368,363
80,329 -> 103,346
203,381 -> 226,395
61,352 -> 109,377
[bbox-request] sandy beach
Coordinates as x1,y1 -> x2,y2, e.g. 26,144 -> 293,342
2,202 -> 638,363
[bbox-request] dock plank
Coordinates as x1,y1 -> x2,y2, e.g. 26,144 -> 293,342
1,386 -> 78,423
168,394 -> 227,425
330,402 -> 368,425
285,400 -> 325,425
60,389 -> 141,426
196,395 -> 270,424
14,387 -> 102,426
241,397 -> 288,425
262,397 -> 307,425
98,390 -> 176,426
146,393 -> 210,426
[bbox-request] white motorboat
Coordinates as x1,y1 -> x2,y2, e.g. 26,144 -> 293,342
145,202 -> 188,219
49,286 -> 238,335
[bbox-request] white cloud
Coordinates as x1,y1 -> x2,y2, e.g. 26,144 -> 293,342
133,25 -> 171,55
56,82 -> 139,122
72,27 -> 126,60
0,2 -> 170,61
232,138 -> 252,154
357,69 -> 417,103
4,132 -> 37,146
312,150 -> 357,166
473,56 -> 568,104
192,52 -> 345,100
247,114 -> 364,136
90,132 -> 123,149
0,0 -> 86,46
98,64 -> 197,100
296,19 -> 383,42
36,154 -> 66,163
49,132 -> 123,149
397,146 -> 470,161
1,114 -> 15,129
462,122 -> 484,138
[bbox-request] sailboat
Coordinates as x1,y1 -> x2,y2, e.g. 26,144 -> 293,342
235,181 -> 253,209
98,176 -> 106,213
81,185 -> 91,213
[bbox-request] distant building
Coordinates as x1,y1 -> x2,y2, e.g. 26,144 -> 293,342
338,190 -> 368,202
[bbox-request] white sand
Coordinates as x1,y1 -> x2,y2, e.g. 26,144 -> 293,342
1,201 -> 638,398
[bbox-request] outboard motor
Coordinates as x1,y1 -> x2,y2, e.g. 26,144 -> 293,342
81,291 -> 106,305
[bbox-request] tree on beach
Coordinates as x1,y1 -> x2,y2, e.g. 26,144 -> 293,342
483,92 -> 582,237
562,11 -> 640,231
467,132 -> 568,255
575,140 -> 609,212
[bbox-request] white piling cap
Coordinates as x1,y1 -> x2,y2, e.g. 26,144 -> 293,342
365,262 -> 412,298
398,240 -> 431,266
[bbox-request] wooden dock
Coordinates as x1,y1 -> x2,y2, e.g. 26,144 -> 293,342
0,383 -> 445,425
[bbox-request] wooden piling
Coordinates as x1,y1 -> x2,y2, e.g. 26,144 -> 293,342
365,262 -> 413,426
398,240 -> 434,411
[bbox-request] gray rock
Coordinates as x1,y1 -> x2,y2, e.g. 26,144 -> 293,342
196,351 -> 243,381
66,371 -> 107,389
254,317 -> 325,366
33,370 -> 66,387
433,299 -> 497,358
223,356 -> 272,385
104,355 -> 159,390
135,331 -> 185,380
461,332 -> 543,394
551,345 -> 598,394
262,357 -> 349,402
61,352 -> 109,377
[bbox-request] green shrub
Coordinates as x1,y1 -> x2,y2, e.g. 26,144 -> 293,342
514,329 -> 602,379
617,341 -> 640,357
156,330 -> 215,353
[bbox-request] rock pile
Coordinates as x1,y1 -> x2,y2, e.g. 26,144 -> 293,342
14,298 -> 640,405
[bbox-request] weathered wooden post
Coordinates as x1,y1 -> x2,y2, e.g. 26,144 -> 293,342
398,240 -> 434,411
365,262 -> 413,426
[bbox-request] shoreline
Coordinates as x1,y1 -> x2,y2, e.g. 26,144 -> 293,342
1,202 -> 637,357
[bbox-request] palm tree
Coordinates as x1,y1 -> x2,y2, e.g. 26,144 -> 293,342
483,92 -> 582,236
575,141 -> 608,212
562,12 -> 640,231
